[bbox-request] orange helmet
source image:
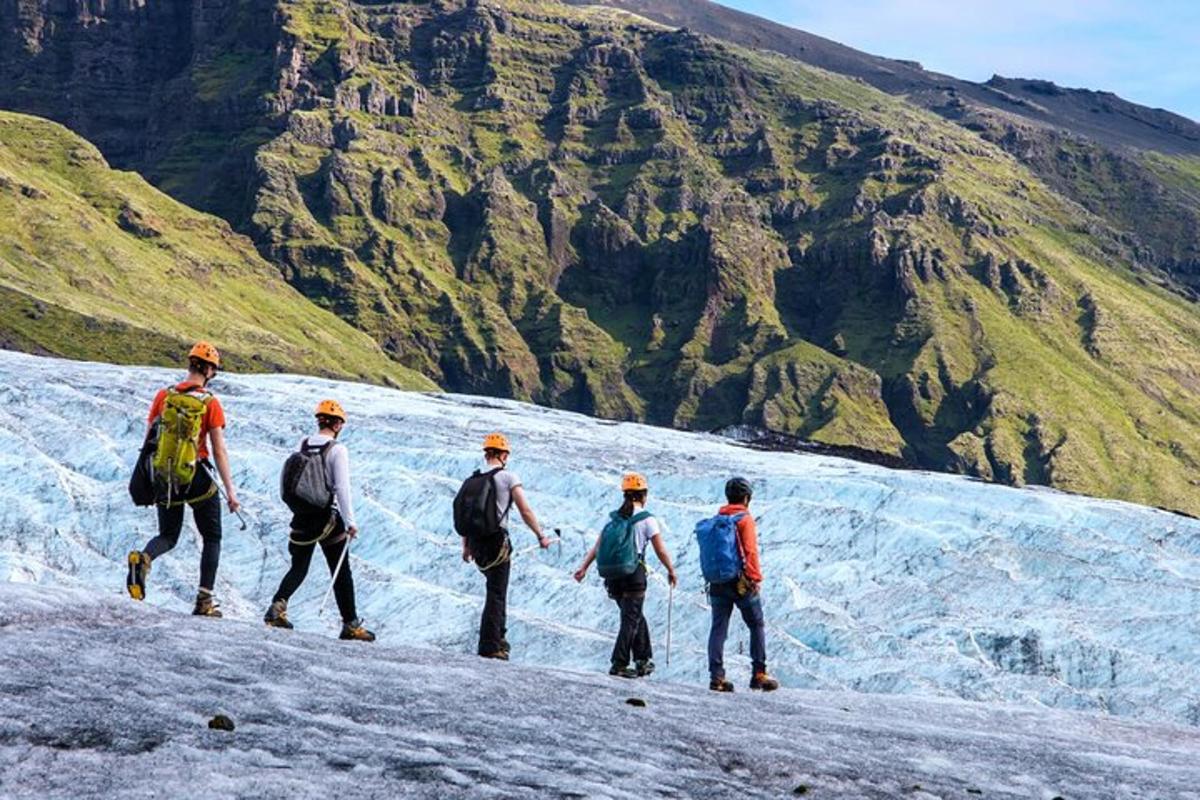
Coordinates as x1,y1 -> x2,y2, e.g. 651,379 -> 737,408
188,341 -> 221,369
482,432 -> 510,453
315,399 -> 346,421
621,472 -> 649,492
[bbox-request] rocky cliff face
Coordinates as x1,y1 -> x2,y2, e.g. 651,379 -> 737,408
5,0 -> 1200,513
564,0 -> 1200,299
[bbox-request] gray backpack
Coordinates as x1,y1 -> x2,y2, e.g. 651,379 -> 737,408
280,438 -> 334,514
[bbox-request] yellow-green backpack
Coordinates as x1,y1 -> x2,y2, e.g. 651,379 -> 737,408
151,388 -> 212,497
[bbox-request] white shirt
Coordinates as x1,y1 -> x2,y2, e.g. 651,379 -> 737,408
301,434 -> 355,529
630,512 -> 661,553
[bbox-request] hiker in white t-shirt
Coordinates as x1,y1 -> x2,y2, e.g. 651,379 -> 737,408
574,472 -> 677,678
457,432 -> 551,660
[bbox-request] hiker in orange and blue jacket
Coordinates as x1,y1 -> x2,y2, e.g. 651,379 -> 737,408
706,477 -> 779,692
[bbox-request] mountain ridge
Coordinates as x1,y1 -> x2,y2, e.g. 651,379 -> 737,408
3,0 -> 1200,513
563,0 -> 1200,152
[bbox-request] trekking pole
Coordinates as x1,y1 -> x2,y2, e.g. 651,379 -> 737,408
319,537 -> 351,619
666,583 -> 674,667
201,463 -> 248,531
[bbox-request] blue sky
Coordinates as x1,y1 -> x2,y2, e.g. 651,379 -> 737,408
723,1 -> 1200,122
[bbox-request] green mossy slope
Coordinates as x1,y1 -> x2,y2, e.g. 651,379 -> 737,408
0,112 -> 433,389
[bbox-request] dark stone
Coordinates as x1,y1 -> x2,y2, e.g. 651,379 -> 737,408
208,714 -> 235,732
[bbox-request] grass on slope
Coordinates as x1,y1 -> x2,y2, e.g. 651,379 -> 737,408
0,112 -> 433,389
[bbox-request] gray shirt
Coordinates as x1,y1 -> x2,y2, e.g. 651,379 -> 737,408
302,434 -> 355,529
488,465 -> 521,528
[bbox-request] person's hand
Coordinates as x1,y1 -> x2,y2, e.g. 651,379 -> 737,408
226,494 -> 241,514
346,526 -> 359,539
573,566 -> 587,583
752,580 -> 762,595
538,534 -> 552,549
667,570 -> 678,588
462,543 -> 473,563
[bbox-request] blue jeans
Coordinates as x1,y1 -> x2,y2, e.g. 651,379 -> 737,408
707,580 -> 767,679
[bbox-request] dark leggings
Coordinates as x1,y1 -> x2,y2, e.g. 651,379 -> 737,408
145,469 -> 222,591
273,534 -> 358,624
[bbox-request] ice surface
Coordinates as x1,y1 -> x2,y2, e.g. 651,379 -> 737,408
2,585 -> 1199,799
2,351 -> 1200,729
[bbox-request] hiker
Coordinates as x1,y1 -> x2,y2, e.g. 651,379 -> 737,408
698,477 -> 779,692
265,400 -> 375,642
454,432 -> 551,660
125,341 -> 240,616
573,472 -> 677,678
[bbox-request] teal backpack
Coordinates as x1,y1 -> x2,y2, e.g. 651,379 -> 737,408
596,510 -> 653,579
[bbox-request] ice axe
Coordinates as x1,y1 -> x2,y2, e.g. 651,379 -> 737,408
201,463 -> 247,531
510,528 -> 563,558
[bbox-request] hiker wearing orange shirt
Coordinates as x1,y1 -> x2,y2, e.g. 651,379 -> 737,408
126,342 -> 240,616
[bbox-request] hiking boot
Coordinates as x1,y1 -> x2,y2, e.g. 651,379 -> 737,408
263,599 -> 293,630
709,676 -> 735,693
635,659 -> 655,677
749,671 -> 779,691
339,619 -> 375,642
125,550 -> 150,601
480,650 -> 509,661
609,663 -> 638,679
192,591 -> 222,618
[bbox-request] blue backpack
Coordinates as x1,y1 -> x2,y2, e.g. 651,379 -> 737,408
597,510 -> 653,579
695,512 -> 746,583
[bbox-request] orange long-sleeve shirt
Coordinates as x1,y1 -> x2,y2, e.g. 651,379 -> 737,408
719,503 -> 762,582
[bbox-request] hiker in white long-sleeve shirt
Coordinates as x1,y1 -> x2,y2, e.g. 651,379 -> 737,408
264,399 -> 375,641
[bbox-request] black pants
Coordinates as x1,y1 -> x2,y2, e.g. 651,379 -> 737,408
478,557 -> 511,656
606,566 -> 651,667
611,594 -> 652,667
144,465 -> 222,591
273,517 -> 357,624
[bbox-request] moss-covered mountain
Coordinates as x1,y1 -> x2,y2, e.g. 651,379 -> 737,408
4,0 -> 1200,513
568,0 -> 1200,296
0,111 -> 431,388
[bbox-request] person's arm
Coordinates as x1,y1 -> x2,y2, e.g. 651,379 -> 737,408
208,426 -> 240,514
649,532 -> 678,587
737,514 -> 762,584
329,445 -> 357,537
573,535 -> 602,582
511,485 -> 550,547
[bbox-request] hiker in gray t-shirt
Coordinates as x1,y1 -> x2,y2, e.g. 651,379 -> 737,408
460,432 -> 551,660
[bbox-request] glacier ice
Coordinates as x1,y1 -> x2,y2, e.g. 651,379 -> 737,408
1,350 -> 1199,727
2,584 -> 1200,799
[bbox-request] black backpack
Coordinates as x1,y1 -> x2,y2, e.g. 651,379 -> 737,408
128,425 -> 159,507
453,467 -> 507,542
280,439 -> 335,514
